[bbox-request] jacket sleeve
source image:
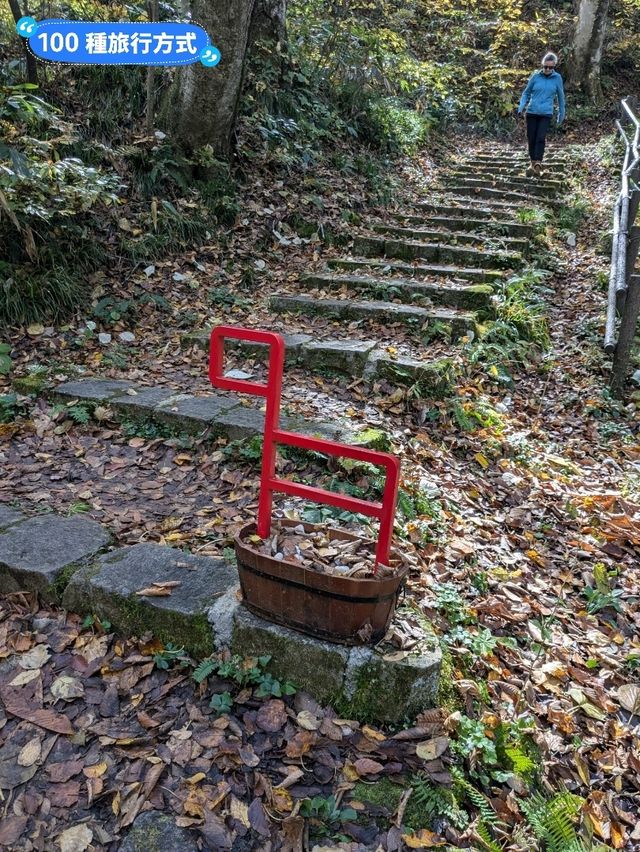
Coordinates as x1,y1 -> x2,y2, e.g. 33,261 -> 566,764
518,73 -> 536,113
556,76 -> 566,124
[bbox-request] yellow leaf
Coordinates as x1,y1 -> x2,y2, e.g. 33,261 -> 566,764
185,772 -> 206,785
27,323 -> 45,336
112,790 -> 121,816
229,795 -> 250,827
362,725 -> 386,742
474,452 -> 489,469
401,829 -> 446,848
83,761 -> 107,778
272,787 -> 293,813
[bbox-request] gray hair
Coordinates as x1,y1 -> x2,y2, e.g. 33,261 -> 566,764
542,52 -> 558,65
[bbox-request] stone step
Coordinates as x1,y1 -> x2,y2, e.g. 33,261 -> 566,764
470,152 -> 570,164
328,257 -> 504,283
444,184 -> 547,205
447,170 -> 563,191
390,212 -> 534,237
415,197 -> 525,217
353,234 -> 522,270
269,293 -> 477,338
371,223 -> 529,254
444,175 -> 559,199
51,378 -> 350,443
466,163 -> 568,180
182,329 -> 460,396
301,272 -> 495,313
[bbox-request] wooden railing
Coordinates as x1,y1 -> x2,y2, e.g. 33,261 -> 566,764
605,97 -> 640,397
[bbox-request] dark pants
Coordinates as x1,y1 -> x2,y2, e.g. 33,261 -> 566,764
526,113 -> 551,162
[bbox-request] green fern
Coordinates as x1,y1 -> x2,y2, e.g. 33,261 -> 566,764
519,792 -> 585,852
504,745 -> 537,777
452,768 -> 501,827
410,774 -> 469,830
476,818 -> 504,852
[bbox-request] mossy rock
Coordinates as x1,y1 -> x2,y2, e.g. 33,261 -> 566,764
13,373 -> 48,395
353,427 -> 393,451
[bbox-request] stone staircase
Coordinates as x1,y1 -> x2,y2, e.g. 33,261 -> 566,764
53,147 -> 570,437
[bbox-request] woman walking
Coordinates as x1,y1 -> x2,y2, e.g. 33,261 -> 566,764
517,53 -> 566,176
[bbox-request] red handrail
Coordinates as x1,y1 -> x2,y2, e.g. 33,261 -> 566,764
209,326 -> 400,569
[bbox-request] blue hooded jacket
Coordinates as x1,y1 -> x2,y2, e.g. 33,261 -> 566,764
518,70 -> 566,124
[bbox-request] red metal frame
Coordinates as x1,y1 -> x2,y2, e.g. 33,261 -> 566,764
209,326 -> 400,570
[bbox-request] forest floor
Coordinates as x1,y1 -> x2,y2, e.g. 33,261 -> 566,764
1,127 -> 639,851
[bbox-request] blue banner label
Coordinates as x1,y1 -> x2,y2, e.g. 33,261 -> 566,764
18,18 -> 220,67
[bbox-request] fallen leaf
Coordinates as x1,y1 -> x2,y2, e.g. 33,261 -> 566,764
17,736 -> 42,767
296,709 -> 320,730
416,737 -> 450,761
353,758 -> 384,776
617,683 -> 640,714
401,829 -> 446,848
18,644 -> 50,669
58,823 -> 93,852
51,675 -> 85,702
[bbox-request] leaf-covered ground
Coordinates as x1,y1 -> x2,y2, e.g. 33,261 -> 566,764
1,129 -> 640,851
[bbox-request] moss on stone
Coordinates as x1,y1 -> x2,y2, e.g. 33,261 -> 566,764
437,642 -> 462,713
465,284 -> 494,296
351,778 -> 434,831
117,597 -> 214,658
50,562 -> 82,602
353,427 -> 392,452
12,373 -> 48,395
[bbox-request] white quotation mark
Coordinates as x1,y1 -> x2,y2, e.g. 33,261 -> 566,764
16,16 -> 38,36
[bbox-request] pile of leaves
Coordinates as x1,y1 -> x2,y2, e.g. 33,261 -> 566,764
240,521 -> 414,578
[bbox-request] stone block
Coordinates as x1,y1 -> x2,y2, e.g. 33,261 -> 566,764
153,393 -> 238,433
110,386 -> 176,419
52,378 -> 137,403
0,515 -> 110,598
300,339 -> 376,375
216,406 -> 266,441
63,543 -> 238,657
218,601 -> 441,723
119,812 -> 199,852
0,505 -> 27,530
370,354 -> 457,398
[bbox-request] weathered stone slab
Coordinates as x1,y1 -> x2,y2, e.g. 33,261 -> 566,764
109,386 -> 176,419
303,272 -> 494,313
369,354 -> 458,398
52,378 -> 136,402
300,339 -> 377,375
270,294 -> 476,338
390,213 -> 534,237
0,515 -> 110,597
214,601 -> 441,723
216,406 -> 267,441
63,543 -> 237,656
0,505 -> 27,530
353,234 -> 522,270
180,331 -> 312,366
414,201 -> 518,220
445,175 -> 559,199
153,393 -> 238,432
119,812 -> 199,852
328,257 -> 504,283
372,224 -> 529,254
445,185 -> 542,205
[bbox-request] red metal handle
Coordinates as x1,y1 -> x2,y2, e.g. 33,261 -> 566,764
209,326 -> 399,569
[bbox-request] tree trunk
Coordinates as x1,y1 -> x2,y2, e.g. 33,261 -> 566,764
566,0 -> 610,104
7,0 -> 38,85
249,0 -> 287,50
162,0 -> 256,156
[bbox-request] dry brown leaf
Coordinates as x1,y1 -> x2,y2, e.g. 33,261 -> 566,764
58,824 -> 93,852
17,736 -> 42,767
416,736 -> 450,761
